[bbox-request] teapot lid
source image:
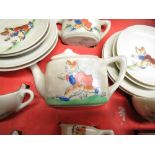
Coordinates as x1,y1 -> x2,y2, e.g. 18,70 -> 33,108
51,49 -> 98,60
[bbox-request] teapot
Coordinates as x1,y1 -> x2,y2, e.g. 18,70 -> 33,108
30,49 -> 126,107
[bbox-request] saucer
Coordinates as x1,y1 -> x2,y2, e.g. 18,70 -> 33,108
0,20 -> 58,71
102,32 -> 155,97
117,25 -> 155,86
0,22 -> 50,57
112,32 -> 155,90
0,19 -> 49,55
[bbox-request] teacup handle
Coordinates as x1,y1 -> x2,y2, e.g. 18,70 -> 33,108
56,19 -> 63,37
105,56 -> 126,98
100,20 -> 111,39
16,89 -> 34,111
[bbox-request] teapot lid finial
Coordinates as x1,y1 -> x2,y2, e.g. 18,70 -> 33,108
51,49 -> 79,60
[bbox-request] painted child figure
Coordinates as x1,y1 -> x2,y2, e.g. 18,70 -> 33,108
58,60 -> 99,101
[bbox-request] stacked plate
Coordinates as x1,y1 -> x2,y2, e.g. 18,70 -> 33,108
102,25 -> 155,98
0,19 -> 58,71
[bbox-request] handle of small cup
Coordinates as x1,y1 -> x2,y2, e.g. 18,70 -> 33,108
16,89 -> 34,111
55,19 -> 63,37
100,20 -> 111,39
105,56 -> 126,98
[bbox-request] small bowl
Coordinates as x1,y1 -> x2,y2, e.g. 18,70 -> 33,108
132,96 -> 155,121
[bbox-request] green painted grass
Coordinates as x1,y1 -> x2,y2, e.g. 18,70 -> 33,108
46,95 -> 108,106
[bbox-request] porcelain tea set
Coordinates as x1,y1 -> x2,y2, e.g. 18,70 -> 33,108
0,19 -> 155,126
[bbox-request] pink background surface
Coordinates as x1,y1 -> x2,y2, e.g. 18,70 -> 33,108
0,19 -> 155,135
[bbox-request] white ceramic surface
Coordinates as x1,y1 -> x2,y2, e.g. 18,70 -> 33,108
30,48 -> 126,107
0,20 -> 58,70
0,84 -> 34,119
60,124 -> 114,135
117,25 -> 155,86
112,33 -> 155,90
57,19 -> 111,47
132,96 -> 155,121
0,19 -> 49,55
0,22 -> 50,57
102,31 -> 155,97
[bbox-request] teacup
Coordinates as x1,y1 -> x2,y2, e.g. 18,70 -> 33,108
0,84 -> 34,119
56,19 -> 111,47
132,96 -> 155,122
60,123 -> 114,135
30,48 -> 127,107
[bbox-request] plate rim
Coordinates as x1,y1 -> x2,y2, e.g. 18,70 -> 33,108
0,19 -> 49,55
0,20 -> 58,69
102,31 -> 155,97
112,32 -> 155,90
0,36 -> 58,71
0,22 -> 50,57
116,25 -> 155,87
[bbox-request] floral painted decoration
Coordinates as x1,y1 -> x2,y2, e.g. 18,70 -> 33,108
65,19 -> 100,32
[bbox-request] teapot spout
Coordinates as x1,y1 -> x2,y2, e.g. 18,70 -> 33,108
30,64 -> 45,98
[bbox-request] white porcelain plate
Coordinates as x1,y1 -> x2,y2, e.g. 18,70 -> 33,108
102,32 -> 155,97
112,33 -> 155,90
0,19 -> 49,55
0,22 -> 50,57
117,25 -> 155,86
0,20 -> 58,71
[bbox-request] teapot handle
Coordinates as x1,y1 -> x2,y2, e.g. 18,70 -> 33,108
100,20 -> 111,39
16,89 -> 34,111
55,19 -> 63,37
105,56 -> 126,98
